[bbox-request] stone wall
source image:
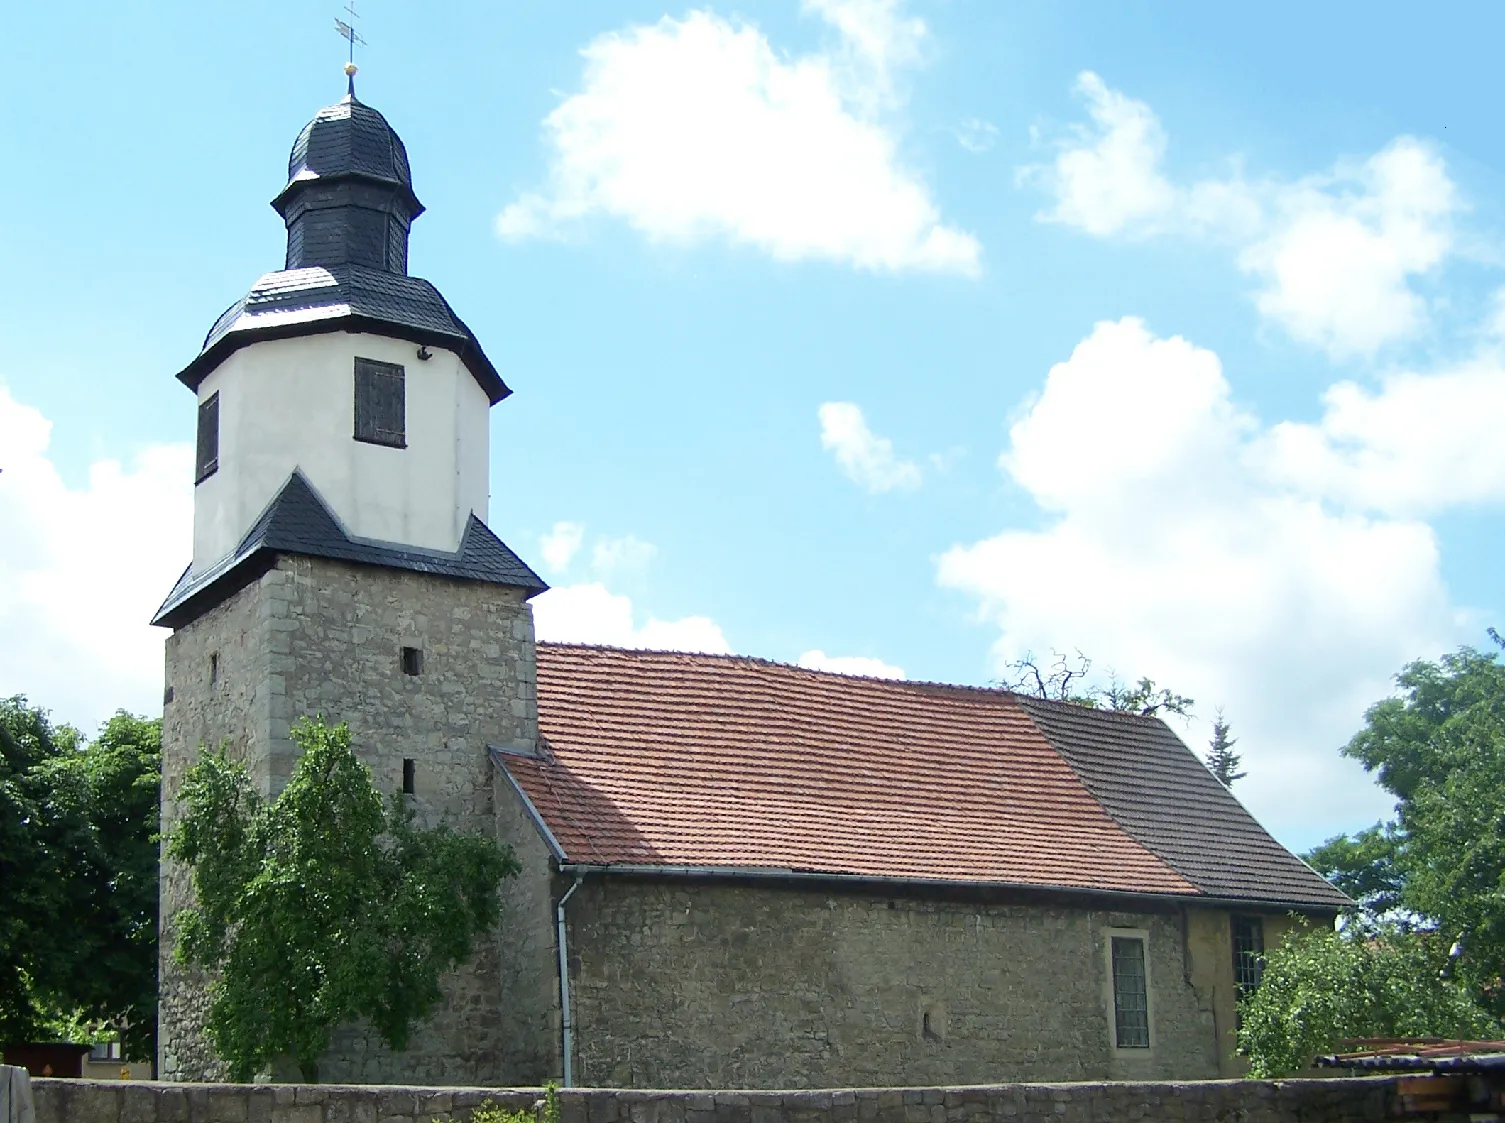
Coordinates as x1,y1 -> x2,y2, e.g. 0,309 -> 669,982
158,555 -> 541,1086
563,878 -> 1295,1089
492,770 -> 564,1083
29,1077 -> 1401,1123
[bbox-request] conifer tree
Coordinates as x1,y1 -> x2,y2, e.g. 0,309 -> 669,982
1205,711 -> 1245,787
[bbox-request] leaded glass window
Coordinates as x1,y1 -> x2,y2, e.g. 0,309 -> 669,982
1233,915 -> 1265,992
1111,936 -> 1150,1048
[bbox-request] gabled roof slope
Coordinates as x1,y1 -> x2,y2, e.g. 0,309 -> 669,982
507,645 -> 1348,910
1016,697 -> 1346,909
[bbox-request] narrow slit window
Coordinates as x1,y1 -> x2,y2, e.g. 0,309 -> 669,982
401,646 -> 423,676
402,758 -> 415,796
1111,936 -> 1150,1048
209,652 -> 219,685
1232,915 -> 1266,992
196,392 -> 220,482
354,358 -> 406,448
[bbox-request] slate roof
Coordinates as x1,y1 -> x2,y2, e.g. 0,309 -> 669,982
276,95 -> 420,212
176,94 -> 506,404
176,265 -> 508,404
153,471 -> 545,628
500,645 -> 1350,911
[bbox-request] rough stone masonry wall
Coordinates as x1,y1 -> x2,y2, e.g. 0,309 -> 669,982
567,880 -> 1256,1089
29,1077 -> 1402,1123
158,555 -> 541,1087
159,571 -> 277,1085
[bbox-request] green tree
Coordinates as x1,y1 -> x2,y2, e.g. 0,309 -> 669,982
1238,921 -> 1498,1077
1204,712 -> 1245,787
999,651 -> 1193,717
0,699 -> 159,1058
168,718 -> 519,1081
1304,638 -> 1505,1016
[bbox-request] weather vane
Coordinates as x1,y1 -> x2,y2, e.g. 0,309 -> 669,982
334,0 -> 366,95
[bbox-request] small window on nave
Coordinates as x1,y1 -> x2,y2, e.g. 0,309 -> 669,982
354,358 -> 406,448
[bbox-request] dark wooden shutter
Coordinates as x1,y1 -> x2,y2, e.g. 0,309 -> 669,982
354,358 -> 406,448
195,392 -> 219,483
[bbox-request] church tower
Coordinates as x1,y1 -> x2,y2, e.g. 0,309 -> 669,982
153,81 -> 547,1084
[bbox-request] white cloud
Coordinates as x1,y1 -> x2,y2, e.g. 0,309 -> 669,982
1258,356 -> 1505,517
0,384 -> 193,733
1239,141 -> 1456,358
819,401 -> 923,493
592,534 -> 658,577
1025,73 -> 1459,358
497,5 -> 980,275
539,520 -> 585,573
937,319 -> 1466,845
1028,72 -> 1176,238
797,649 -> 906,678
954,117 -> 999,154
531,581 -> 731,653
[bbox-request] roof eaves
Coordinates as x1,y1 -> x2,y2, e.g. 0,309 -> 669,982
554,861 -> 1342,914
176,312 -> 510,405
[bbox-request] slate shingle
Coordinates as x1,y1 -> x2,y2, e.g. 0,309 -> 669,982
152,470 -> 545,627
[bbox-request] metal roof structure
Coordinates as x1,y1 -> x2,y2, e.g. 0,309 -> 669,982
175,94 -> 506,403
153,470 -> 546,628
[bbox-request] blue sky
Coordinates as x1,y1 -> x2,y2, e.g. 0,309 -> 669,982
2,0 -> 1502,852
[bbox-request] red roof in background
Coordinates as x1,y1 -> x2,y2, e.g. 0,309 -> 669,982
500,644 -> 1349,909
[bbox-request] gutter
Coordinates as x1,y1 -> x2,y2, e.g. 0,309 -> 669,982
557,861 -> 1344,916
556,875 -> 584,1087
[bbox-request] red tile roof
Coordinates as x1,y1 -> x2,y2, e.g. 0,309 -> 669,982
500,645 -> 1347,909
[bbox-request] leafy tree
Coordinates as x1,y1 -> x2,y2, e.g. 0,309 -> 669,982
1204,712 -> 1246,787
0,699 -> 159,1058
1238,921 -> 1499,1077
1304,825 -> 1407,926
999,651 -> 1193,717
1304,638 -> 1505,1017
168,718 -> 519,1081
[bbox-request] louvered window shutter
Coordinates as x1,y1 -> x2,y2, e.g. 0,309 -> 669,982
196,392 -> 220,483
354,358 -> 406,448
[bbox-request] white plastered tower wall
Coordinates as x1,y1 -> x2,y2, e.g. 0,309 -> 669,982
192,331 -> 490,570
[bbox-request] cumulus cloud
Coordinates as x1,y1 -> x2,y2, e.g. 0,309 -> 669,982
1258,357 -> 1505,517
0,384 -> 192,733
1024,73 -> 1459,359
592,534 -> 658,577
818,401 -> 923,493
498,3 -> 979,275
937,319 -> 1467,844
539,520 -> 585,573
797,649 -> 906,678
531,582 -> 731,653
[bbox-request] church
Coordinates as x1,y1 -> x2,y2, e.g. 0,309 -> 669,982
153,80 -> 1349,1089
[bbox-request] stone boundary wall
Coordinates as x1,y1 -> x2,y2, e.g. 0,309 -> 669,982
32,1077 -> 1401,1123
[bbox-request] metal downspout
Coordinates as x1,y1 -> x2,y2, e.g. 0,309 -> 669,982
556,875 -> 584,1087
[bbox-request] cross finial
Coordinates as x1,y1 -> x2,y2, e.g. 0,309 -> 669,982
334,0 -> 366,97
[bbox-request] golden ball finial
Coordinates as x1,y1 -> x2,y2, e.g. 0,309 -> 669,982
344,61 -> 359,77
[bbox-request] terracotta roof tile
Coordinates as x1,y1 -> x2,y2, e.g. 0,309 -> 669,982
505,645 -> 1345,909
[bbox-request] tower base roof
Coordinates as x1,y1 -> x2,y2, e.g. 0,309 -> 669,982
153,470 -> 546,628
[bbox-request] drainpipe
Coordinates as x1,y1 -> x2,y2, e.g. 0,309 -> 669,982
556,875 -> 584,1087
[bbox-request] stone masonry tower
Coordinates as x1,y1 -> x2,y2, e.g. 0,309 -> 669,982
152,83 -> 547,1083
